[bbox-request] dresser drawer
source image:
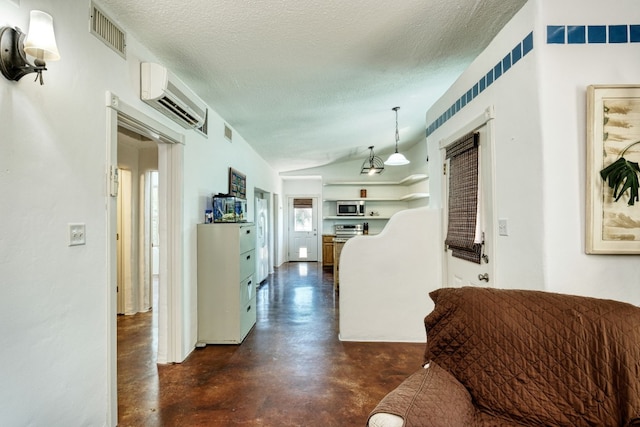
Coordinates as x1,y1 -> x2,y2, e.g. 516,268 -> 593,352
240,296 -> 256,340
240,249 -> 255,281
240,275 -> 255,307
239,225 -> 256,254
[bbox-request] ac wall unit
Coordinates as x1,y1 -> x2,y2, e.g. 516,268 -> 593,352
140,62 -> 206,129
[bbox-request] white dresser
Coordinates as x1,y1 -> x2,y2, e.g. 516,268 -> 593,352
197,223 -> 256,344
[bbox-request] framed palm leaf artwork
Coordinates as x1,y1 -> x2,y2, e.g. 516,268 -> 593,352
586,84 -> 640,254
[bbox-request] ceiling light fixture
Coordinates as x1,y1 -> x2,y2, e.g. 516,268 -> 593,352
385,106 -> 410,166
0,10 -> 60,85
361,146 -> 384,175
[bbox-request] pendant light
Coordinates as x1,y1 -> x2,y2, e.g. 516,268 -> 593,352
385,106 -> 410,166
360,146 -> 384,175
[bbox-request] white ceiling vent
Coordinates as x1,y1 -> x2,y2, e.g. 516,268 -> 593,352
140,62 -> 207,129
90,2 -> 126,58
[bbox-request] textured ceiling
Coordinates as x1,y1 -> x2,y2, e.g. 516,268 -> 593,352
99,0 -> 526,172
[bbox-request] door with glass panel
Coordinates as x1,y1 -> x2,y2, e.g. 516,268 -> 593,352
288,197 -> 318,261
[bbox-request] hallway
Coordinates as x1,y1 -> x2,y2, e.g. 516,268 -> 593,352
117,262 -> 425,426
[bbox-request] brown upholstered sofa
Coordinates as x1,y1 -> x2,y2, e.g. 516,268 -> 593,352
368,287 -> 640,427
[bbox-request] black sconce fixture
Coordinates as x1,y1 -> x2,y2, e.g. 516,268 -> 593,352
0,10 -> 60,85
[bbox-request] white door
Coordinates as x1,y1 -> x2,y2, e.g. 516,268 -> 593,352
255,197 -> 269,282
288,197 -> 318,261
442,123 -> 495,287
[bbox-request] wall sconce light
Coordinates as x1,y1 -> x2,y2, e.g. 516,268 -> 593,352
0,10 -> 60,85
384,106 -> 410,166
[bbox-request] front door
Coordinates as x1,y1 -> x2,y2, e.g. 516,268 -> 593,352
442,123 -> 494,287
288,197 -> 318,261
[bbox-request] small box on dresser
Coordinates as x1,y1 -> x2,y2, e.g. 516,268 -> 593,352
197,222 -> 256,345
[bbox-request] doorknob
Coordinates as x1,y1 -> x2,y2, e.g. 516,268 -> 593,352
478,273 -> 489,282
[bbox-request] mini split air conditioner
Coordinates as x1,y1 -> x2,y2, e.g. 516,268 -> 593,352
140,62 -> 207,129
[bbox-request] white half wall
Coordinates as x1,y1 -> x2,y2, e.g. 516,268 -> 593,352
339,207 -> 441,342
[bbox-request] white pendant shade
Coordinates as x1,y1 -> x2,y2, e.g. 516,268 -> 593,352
385,152 -> 410,166
24,10 -> 60,61
384,106 -> 410,166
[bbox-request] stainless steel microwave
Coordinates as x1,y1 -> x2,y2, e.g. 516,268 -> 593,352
336,200 -> 365,216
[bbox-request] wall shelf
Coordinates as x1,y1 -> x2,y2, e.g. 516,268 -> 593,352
322,173 -> 429,235
323,174 -> 428,187
323,215 -> 391,220
323,193 -> 429,202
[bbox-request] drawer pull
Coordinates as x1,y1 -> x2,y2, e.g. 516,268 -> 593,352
246,305 -> 251,312
247,280 -> 252,286
246,255 -> 251,260
246,229 -> 251,234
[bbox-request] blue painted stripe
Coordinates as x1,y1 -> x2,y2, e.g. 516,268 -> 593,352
548,24 -> 639,44
426,31 -> 534,136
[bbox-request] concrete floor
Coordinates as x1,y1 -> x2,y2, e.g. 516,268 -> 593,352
117,262 -> 425,426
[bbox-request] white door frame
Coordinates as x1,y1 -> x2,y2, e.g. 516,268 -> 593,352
105,92 -> 185,426
439,106 -> 497,288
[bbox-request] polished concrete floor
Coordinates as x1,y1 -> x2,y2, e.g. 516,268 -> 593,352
117,262 -> 425,426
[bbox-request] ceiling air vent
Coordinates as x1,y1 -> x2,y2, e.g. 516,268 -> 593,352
90,2 -> 126,58
224,124 -> 233,141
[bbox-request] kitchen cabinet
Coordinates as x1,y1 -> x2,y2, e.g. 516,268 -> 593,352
322,235 -> 335,267
197,223 -> 256,345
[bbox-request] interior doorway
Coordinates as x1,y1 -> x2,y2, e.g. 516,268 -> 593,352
106,92 -> 185,426
116,130 -> 158,316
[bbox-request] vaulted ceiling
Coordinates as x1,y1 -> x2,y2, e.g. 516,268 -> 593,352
100,0 -> 527,172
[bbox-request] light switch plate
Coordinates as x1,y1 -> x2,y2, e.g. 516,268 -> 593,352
498,219 -> 508,236
69,223 -> 86,246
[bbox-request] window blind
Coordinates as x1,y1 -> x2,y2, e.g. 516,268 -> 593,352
444,132 -> 482,264
293,198 -> 313,208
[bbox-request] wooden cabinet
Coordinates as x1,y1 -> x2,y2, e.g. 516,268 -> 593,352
322,235 -> 335,267
197,223 -> 256,345
333,239 -> 346,291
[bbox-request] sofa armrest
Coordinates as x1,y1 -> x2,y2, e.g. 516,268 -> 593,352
368,362 -> 475,427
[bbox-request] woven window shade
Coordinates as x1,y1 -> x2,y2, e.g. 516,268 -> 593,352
444,132 -> 482,264
293,198 -> 313,208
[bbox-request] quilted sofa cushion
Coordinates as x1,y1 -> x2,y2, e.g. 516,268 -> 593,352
424,287 -> 640,426
369,362 -> 475,427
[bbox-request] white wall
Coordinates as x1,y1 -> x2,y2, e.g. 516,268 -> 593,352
183,109 -> 282,349
426,0 -> 640,304
0,1 -> 282,425
536,0 -> 640,303
427,1 -> 545,291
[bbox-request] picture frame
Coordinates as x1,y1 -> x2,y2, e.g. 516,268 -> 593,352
228,167 -> 246,199
586,84 -> 640,254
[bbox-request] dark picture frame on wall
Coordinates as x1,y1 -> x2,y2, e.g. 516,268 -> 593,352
229,167 -> 246,199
